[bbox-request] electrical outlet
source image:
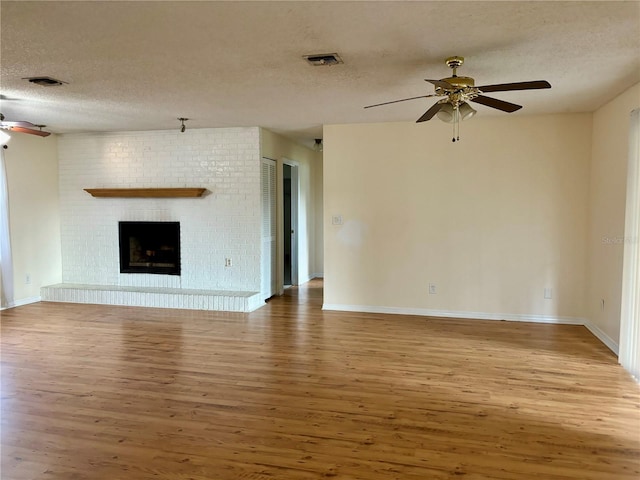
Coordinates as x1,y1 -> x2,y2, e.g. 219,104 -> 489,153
25,273 -> 31,285
331,214 -> 343,225
225,258 -> 232,267
429,283 -> 437,295
544,288 -> 552,299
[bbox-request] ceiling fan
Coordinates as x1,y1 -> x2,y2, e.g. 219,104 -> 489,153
364,56 -> 551,141
0,113 -> 51,137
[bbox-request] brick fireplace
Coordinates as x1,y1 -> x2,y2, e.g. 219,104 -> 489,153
41,127 -> 264,312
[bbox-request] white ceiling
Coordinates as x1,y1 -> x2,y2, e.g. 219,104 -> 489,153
1,1 -> 639,148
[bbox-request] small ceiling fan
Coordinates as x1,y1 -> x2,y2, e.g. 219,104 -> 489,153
364,56 -> 551,141
0,113 -> 51,137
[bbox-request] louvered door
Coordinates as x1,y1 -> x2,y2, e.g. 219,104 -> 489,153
261,158 -> 277,300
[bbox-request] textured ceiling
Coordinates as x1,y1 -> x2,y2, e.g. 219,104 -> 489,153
1,1 -> 639,148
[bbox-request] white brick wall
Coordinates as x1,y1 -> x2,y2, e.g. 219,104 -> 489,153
57,128 -> 261,292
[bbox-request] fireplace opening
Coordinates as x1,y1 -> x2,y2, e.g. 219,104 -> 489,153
119,221 -> 180,275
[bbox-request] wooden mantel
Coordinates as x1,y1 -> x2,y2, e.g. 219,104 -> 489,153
84,188 -> 207,198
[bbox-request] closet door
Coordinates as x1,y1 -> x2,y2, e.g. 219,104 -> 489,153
261,158 -> 277,300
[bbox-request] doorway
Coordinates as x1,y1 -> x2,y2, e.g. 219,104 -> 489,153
283,162 -> 298,287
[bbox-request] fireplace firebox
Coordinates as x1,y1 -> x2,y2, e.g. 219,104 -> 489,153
119,221 -> 180,275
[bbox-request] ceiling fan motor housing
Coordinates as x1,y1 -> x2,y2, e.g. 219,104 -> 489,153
441,75 -> 475,90
437,56 -> 473,91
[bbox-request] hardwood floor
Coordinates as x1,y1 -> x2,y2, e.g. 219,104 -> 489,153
1,279 -> 638,479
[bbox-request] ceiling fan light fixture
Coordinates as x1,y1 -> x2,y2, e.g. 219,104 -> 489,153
178,117 -> 188,133
436,103 -> 455,123
436,102 -> 476,124
459,102 -> 477,121
313,138 -> 323,152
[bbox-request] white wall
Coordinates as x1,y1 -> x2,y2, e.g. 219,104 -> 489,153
3,133 -> 62,306
587,83 -> 640,348
57,128 -> 262,292
260,129 -> 323,286
323,113 -> 592,321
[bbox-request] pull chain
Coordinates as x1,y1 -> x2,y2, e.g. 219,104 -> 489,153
452,106 -> 460,142
452,112 -> 456,142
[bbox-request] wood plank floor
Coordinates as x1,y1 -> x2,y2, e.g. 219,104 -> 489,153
1,279 -> 638,480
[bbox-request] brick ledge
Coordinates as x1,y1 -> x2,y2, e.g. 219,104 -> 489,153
41,283 -> 263,313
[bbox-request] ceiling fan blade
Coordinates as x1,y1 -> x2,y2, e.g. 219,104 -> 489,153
364,94 -> 437,109
8,125 -> 51,137
425,79 -> 452,90
416,101 -> 444,122
476,80 -> 551,93
471,95 -> 522,113
0,120 -> 36,128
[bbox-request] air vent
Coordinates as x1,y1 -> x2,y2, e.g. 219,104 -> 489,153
23,76 -> 67,86
303,53 -> 343,66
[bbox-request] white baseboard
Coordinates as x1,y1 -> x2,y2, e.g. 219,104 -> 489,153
583,319 -> 619,355
322,303 -> 584,325
311,273 -> 324,279
0,295 -> 42,310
